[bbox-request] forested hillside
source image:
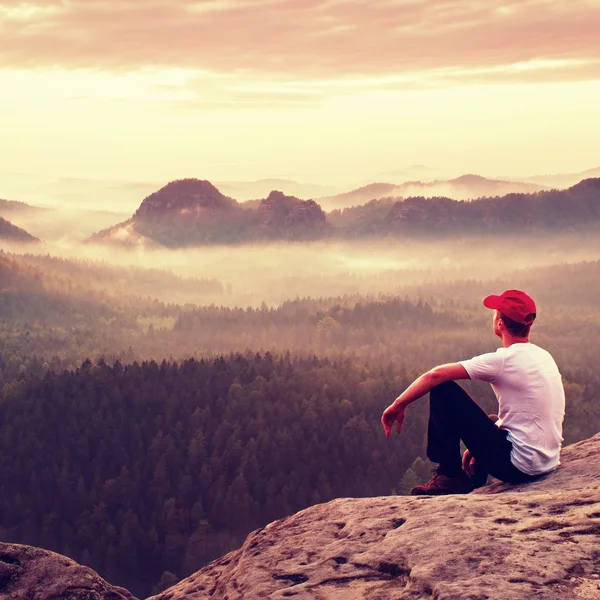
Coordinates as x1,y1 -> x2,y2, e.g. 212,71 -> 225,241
2,249 -> 600,595
3,250 -> 600,380
0,198 -> 39,213
0,354 -> 417,595
0,216 -> 38,243
330,178 -> 600,235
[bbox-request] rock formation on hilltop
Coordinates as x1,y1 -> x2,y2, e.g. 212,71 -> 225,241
255,191 -> 328,239
0,543 -> 137,600
91,179 -> 244,246
149,432 -> 600,600
133,179 -> 238,220
91,181 -> 328,246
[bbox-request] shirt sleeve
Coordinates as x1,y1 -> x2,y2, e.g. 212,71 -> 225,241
459,351 -> 504,383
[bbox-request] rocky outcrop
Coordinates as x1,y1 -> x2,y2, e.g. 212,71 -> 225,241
150,433 -> 600,600
255,191 -> 328,239
92,180 -> 245,246
133,179 -> 239,220
91,183 -> 328,246
2,435 -> 599,598
0,543 -> 137,600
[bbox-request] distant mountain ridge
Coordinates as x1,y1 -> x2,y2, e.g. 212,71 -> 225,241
525,166 -> 600,189
216,178 -> 337,201
332,177 -> 600,235
317,175 -> 545,210
0,198 -> 41,213
0,216 -> 39,244
89,177 -> 600,248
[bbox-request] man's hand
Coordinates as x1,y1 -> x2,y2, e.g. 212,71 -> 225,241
462,449 -> 476,476
381,403 -> 406,438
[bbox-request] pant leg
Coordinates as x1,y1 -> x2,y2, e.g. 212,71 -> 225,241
427,381 -> 532,483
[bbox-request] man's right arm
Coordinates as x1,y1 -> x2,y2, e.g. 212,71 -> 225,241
381,363 -> 470,437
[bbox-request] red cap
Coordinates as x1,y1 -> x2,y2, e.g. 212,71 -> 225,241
483,290 -> 537,325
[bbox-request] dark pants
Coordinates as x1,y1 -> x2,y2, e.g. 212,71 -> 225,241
427,381 -> 534,484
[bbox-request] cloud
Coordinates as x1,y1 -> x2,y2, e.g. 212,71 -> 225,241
0,0 -> 598,85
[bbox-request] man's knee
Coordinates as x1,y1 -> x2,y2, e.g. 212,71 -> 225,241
430,380 -> 463,402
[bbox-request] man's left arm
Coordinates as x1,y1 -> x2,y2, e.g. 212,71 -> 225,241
381,363 -> 470,437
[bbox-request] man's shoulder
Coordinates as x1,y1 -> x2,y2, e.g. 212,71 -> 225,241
507,342 -> 548,355
509,342 -> 560,368
521,342 -> 555,358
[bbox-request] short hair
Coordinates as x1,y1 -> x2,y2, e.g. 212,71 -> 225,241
499,312 -> 534,337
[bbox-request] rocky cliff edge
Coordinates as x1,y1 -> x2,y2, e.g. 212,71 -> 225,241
2,433 -> 600,600
150,432 -> 600,600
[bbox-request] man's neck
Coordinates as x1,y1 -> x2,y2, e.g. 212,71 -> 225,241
501,334 -> 530,348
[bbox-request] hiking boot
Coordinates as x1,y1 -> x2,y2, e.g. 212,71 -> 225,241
410,469 -> 475,496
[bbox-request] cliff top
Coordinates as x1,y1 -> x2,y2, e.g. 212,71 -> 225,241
150,432 -> 600,600
2,433 -> 599,599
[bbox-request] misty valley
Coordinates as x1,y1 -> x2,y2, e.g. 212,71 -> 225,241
1,176 -> 600,596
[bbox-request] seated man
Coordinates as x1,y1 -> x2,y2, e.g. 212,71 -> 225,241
381,290 -> 565,495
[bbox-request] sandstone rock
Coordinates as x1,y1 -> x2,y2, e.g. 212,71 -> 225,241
91,182 -> 328,246
0,543 -> 138,600
150,433 -> 600,600
133,179 -> 238,220
256,191 -> 327,237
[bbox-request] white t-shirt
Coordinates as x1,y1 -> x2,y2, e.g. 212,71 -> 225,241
460,343 -> 565,476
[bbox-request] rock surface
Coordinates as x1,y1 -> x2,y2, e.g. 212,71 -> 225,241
256,191 -> 327,238
133,179 -> 238,220
150,433 -> 600,600
0,543 -> 138,600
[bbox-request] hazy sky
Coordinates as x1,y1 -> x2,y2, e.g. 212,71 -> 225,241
1,0 -> 600,187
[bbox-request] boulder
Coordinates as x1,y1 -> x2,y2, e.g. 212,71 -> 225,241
0,543 -> 137,600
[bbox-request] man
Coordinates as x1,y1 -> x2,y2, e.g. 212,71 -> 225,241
381,290 -> 565,495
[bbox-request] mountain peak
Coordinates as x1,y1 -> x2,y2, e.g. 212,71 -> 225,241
264,190 -> 302,204
257,191 -> 304,219
449,174 -> 490,185
569,177 -> 600,194
134,179 -> 237,219
257,191 -> 327,235
160,178 -> 220,194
